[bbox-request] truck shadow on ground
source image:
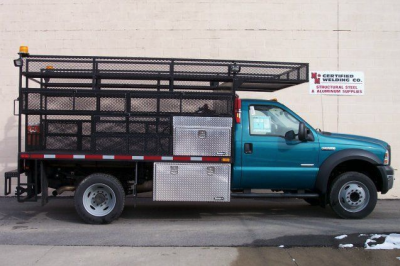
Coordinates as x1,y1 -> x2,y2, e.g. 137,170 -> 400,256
39,197 -> 338,223
1,197 -> 393,225
119,198 -> 337,221
2,197 -> 337,224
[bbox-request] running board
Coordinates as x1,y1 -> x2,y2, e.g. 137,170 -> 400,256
231,193 -> 320,199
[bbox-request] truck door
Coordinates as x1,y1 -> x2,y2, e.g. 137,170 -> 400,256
241,103 -> 319,190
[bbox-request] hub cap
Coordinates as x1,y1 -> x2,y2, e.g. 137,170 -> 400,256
338,181 -> 370,213
82,183 -> 116,217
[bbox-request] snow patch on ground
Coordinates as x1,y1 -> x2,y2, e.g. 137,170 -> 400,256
365,234 -> 400,250
278,245 -> 284,248
335,235 -> 348,240
396,257 -> 400,261
339,244 -> 353,248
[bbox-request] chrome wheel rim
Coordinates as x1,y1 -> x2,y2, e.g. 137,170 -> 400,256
338,181 -> 370,213
82,183 -> 116,217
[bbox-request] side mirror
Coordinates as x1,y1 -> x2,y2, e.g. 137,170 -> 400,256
285,130 -> 296,141
298,122 -> 307,141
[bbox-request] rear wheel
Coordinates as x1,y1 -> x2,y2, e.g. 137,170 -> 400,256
329,172 -> 377,219
74,173 -> 125,224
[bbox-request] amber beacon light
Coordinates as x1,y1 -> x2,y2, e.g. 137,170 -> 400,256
19,46 -> 29,54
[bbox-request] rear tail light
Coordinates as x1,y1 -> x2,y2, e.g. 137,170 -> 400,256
27,123 -> 40,146
234,96 -> 241,124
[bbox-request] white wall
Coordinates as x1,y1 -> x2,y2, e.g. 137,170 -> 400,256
0,0 -> 398,197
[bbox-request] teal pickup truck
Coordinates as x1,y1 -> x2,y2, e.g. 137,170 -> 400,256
231,99 -> 394,219
6,50 -> 394,223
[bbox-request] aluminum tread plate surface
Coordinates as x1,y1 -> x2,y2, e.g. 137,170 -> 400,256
153,163 -> 231,202
173,116 -> 232,156
173,116 -> 232,128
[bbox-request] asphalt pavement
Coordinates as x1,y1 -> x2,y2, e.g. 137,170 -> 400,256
0,197 -> 399,247
1,245 -> 400,266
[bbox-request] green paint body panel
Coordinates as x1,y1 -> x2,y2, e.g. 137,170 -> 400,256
231,99 -> 389,191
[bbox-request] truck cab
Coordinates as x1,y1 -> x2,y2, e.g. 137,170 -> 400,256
233,99 -> 394,219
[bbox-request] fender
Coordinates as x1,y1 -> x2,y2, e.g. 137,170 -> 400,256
315,149 -> 383,194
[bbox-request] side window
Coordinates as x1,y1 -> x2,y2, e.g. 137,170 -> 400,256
249,105 -> 300,137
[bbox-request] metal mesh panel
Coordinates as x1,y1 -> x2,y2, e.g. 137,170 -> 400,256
82,137 -> 91,151
47,121 -> 78,134
22,91 -> 233,116
24,93 -> 41,110
95,137 -> 128,153
131,98 -> 157,113
174,63 -> 228,75
82,122 -> 91,135
46,136 -> 77,150
98,61 -> 170,74
24,114 -> 172,155
96,120 -> 126,133
47,96 -> 73,111
100,97 -> 125,112
75,97 -> 97,111
160,98 -> 180,113
23,57 -> 92,73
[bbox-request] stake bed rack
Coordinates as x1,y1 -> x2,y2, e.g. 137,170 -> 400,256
18,53 -> 308,158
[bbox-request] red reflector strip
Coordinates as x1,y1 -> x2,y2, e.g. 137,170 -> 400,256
114,155 -> 132,160
20,154 -> 228,163
56,154 -> 73,159
85,155 -> 103,160
144,156 -> 162,161
202,157 -> 221,162
30,154 -> 44,159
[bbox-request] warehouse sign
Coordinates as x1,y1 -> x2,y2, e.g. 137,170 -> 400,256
309,71 -> 364,95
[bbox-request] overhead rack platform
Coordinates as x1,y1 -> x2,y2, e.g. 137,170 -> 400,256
20,54 -> 309,92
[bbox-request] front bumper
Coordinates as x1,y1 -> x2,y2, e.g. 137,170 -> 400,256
377,165 -> 394,194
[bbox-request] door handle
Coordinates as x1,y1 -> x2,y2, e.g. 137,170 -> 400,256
244,143 -> 253,154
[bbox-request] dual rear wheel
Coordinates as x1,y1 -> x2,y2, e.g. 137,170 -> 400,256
74,173 -> 125,224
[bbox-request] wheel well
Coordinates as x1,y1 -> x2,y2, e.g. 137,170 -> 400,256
328,160 -> 382,192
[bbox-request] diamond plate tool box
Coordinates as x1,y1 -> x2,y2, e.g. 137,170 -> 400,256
153,162 -> 231,202
173,116 -> 232,156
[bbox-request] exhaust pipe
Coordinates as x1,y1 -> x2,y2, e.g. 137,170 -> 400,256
136,180 -> 153,193
52,186 -> 75,196
52,181 -> 153,196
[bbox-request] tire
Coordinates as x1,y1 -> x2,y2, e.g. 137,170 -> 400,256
304,198 -> 320,206
329,172 -> 377,219
74,173 -> 125,224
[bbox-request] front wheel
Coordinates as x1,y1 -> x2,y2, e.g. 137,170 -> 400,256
329,172 -> 377,219
74,173 -> 125,224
